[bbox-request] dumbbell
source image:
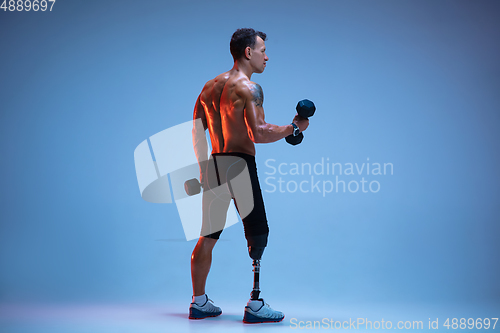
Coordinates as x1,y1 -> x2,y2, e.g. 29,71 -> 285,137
285,99 -> 316,145
184,178 -> 202,196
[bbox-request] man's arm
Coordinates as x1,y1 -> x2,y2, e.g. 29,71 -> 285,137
242,83 -> 295,144
192,94 -> 209,182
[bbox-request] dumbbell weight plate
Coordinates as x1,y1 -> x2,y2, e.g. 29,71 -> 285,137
285,132 -> 304,146
184,178 -> 202,196
296,99 -> 316,119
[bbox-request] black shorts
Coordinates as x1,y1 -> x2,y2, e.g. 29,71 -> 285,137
201,152 -> 269,246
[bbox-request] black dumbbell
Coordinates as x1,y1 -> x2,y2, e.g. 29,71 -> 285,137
184,178 -> 202,196
285,99 -> 316,145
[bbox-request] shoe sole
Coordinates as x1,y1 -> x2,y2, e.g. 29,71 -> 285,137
243,311 -> 285,324
189,307 -> 222,319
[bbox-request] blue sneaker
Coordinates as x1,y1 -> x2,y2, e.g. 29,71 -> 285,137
243,299 -> 284,323
189,295 -> 222,319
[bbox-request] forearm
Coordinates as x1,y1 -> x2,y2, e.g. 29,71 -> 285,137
253,123 -> 294,143
192,119 -> 209,176
193,131 -> 208,164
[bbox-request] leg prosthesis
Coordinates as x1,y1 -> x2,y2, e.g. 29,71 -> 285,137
244,237 -> 285,324
247,233 -> 268,300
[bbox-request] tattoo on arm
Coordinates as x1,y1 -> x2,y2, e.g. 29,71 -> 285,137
251,83 -> 264,107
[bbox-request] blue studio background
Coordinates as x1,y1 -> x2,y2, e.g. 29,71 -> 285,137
1,0 -> 499,317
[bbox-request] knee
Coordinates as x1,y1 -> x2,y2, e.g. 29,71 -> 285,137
200,236 -> 218,248
192,237 -> 217,259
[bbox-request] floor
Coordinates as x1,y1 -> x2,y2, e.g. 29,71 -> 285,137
1,300 -> 499,332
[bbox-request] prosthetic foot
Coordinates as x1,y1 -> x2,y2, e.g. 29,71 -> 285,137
244,299 -> 285,323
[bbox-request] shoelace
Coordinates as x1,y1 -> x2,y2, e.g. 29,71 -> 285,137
206,298 -> 221,311
264,303 -> 284,317
260,302 -> 275,312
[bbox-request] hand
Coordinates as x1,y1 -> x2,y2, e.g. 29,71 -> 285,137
198,160 -> 209,189
293,113 -> 309,132
199,173 -> 205,189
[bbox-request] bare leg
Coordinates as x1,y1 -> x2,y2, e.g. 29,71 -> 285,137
191,236 -> 218,296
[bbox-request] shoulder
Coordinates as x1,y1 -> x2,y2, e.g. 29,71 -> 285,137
201,72 -> 230,95
235,79 -> 263,99
199,79 -> 214,98
215,71 -> 230,82
201,77 -> 216,91
249,82 -> 263,103
243,81 -> 264,107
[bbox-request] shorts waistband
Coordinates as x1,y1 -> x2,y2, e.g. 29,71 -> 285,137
211,152 -> 255,161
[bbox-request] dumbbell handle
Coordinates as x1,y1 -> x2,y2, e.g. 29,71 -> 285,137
286,99 -> 315,145
295,113 -> 310,120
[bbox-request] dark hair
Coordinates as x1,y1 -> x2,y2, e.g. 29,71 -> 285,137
230,28 -> 267,61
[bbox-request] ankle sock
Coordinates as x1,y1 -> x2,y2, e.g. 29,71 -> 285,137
192,294 -> 207,306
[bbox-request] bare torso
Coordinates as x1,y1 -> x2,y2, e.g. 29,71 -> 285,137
199,69 -> 257,156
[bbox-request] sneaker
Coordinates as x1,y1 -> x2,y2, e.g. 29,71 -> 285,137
189,295 -> 222,319
243,299 -> 285,323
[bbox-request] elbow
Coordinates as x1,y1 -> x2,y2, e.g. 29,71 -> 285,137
249,134 -> 261,144
249,129 -> 265,143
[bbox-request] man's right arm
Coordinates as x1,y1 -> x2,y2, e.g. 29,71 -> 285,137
192,94 -> 209,183
242,83 -> 306,144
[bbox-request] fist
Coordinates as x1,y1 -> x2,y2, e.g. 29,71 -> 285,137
293,114 -> 309,132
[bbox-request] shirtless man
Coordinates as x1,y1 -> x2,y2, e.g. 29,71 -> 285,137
188,28 -> 309,323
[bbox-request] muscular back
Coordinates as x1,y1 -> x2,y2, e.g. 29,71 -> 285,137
195,69 -> 263,156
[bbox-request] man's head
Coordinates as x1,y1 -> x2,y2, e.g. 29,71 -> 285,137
230,28 -> 268,73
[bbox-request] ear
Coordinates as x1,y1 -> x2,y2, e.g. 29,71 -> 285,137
245,46 -> 252,60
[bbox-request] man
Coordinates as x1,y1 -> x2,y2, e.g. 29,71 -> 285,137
189,28 -> 309,323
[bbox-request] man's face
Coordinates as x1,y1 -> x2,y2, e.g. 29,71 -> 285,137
249,36 -> 269,74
